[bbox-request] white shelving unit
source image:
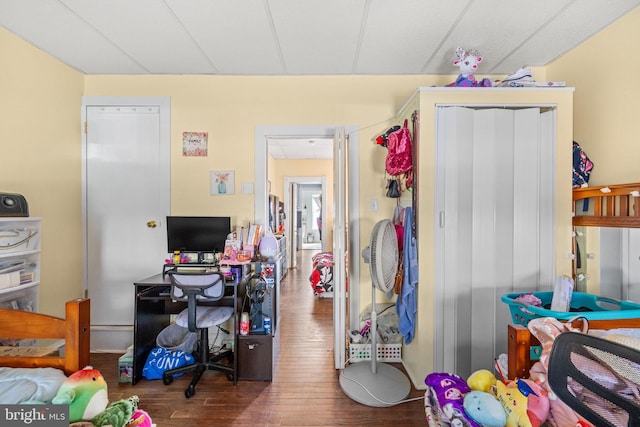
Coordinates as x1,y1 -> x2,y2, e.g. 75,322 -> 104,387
0,217 -> 41,313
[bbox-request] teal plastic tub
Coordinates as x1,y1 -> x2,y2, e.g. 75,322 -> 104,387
501,291 -> 640,327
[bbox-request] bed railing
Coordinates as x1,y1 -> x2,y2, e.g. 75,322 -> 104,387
573,183 -> 640,228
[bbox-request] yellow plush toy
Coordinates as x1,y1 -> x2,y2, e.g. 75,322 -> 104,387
467,369 -> 497,393
495,378 -> 549,427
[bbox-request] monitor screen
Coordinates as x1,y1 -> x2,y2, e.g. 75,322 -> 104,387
166,216 -> 231,254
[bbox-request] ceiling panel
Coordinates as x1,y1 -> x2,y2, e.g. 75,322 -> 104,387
268,138 -> 333,159
166,0 -> 285,75
267,0 -> 367,75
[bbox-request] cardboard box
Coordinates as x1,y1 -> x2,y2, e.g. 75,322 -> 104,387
118,348 -> 133,383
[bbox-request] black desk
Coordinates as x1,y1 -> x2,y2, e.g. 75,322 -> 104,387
132,272 -> 246,385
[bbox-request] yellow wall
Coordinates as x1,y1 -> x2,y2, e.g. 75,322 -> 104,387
0,28 -> 85,315
547,6 -> 640,186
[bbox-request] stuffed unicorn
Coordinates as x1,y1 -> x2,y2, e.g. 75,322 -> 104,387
447,46 -> 493,87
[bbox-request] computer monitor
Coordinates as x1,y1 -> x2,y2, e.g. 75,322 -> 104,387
166,216 -> 231,262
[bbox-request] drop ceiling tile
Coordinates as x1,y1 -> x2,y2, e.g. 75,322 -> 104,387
267,0 -> 367,75
166,0 -> 285,75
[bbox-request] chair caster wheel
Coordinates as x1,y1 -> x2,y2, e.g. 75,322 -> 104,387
185,387 -> 195,399
227,373 -> 234,382
163,374 -> 173,385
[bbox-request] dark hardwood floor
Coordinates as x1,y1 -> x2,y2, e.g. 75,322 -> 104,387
91,249 -> 425,426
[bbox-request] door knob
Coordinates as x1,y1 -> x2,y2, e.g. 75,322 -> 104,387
146,220 -> 158,228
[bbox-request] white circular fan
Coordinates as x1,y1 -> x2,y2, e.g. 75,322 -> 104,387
368,219 -> 398,293
339,219 -> 410,407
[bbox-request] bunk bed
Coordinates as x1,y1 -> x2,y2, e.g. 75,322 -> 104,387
507,183 -> 640,379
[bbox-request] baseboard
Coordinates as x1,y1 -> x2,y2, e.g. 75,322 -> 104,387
90,325 -> 134,353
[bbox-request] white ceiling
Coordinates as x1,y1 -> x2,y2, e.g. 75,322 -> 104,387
1,0 -> 638,76
2,0 -> 639,158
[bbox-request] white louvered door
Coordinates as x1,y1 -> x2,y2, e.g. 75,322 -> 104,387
434,106 -> 556,378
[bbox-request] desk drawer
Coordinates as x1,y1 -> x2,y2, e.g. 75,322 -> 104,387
238,335 -> 272,381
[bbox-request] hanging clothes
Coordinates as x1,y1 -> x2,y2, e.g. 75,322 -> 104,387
396,206 -> 418,344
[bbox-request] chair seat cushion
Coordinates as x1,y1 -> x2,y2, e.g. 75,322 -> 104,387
176,306 -> 234,329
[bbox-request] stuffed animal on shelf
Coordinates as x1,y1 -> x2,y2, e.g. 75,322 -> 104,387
52,366 -> 109,423
447,46 -> 493,88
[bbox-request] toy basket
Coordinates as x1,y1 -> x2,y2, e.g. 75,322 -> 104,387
502,291 -> 640,327
349,343 -> 402,363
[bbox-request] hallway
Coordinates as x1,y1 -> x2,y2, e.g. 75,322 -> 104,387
91,249 -> 425,426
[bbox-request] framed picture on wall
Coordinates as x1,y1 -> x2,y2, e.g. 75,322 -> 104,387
183,132 -> 208,156
210,170 -> 235,195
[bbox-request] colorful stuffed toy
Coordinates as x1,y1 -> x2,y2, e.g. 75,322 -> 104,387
52,366 -> 109,423
91,395 -> 138,427
495,378 -> 549,427
467,369 -> 497,393
53,366 -> 151,427
424,372 -> 481,427
446,46 -> 493,88
464,390 -> 507,427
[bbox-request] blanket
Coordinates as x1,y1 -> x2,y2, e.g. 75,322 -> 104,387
0,367 -> 67,404
309,252 -> 334,296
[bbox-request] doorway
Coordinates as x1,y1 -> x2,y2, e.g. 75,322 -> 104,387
284,178 -> 327,268
254,125 -> 360,369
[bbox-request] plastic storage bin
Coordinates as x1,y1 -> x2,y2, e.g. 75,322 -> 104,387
349,343 -> 402,363
502,291 -> 640,326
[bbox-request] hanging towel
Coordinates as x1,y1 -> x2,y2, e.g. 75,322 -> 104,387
396,207 -> 418,344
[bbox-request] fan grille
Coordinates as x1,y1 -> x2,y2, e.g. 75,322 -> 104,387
369,219 -> 398,293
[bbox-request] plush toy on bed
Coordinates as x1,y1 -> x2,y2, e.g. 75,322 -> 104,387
52,366 -> 109,423
446,46 -> 493,88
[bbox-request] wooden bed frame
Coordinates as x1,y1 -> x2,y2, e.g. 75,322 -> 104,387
507,182 -> 640,379
0,298 -> 90,375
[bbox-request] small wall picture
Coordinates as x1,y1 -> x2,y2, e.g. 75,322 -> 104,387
211,170 -> 235,195
183,132 -> 208,157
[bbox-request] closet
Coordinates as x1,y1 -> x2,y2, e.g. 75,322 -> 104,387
397,87 -> 575,386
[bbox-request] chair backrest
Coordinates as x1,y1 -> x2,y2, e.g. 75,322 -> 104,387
548,331 -> 640,427
168,271 -> 226,302
168,271 -> 226,332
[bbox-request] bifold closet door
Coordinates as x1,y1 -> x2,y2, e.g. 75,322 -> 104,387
434,106 -> 555,378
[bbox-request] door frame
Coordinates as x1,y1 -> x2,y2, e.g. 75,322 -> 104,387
283,177 -> 327,268
254,125 -> 360,369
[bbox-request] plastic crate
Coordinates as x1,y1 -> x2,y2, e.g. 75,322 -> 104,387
502,291 -> 640,327
349,343 -> 402,363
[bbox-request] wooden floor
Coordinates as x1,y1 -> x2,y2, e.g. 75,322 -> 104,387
91,250 -> 425,426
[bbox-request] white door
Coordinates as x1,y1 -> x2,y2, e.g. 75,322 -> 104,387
82,97 -> 170,351
333,127 -> 348,369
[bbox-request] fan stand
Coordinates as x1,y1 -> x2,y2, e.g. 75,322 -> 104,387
339,286 -> 410,407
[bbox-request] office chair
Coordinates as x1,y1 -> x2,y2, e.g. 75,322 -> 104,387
163,271 -> 235,398
548,331 -> 640,426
